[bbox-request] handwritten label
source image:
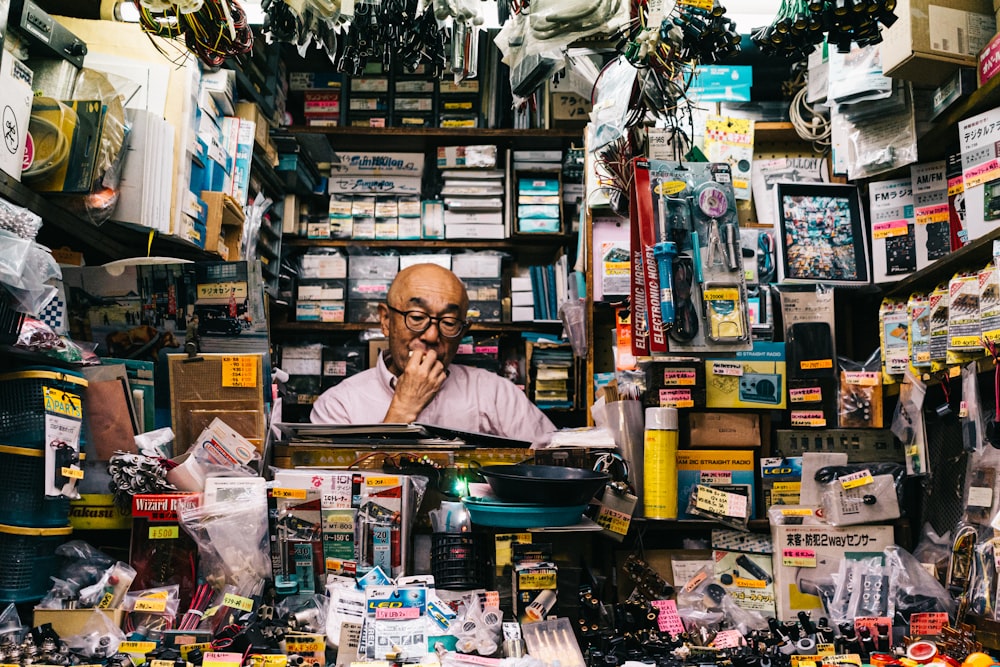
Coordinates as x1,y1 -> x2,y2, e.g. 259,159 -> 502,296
700,471 -> 733,484
181,643 -> 213,658
872,220 -> 910,239
969,486 -> 994,508
790,411 -> 827,427
286,639 -> 325,654
658,388 -> 694,408
789,387 -> 823,402
204,653 -> 244,667
783,548 -> 817,567
734,577 -> 767,589
781,508 -> 815,517
375,607 -> 420,620
119,642 -> 158,654
695,485 -> 747,518
662,370 -> 696,385
650,599 -> 685,636
272,488 -> 308,499
596,506 -> 631,535
800,359 -> 833,370
712,630 -> 745,648
134,598 -> 168,613
148,525 -> 179,540
61,467 -> 84,479
222,356 -> 257,388
222,593 -> 254,612
712,361 -> 744,376
840,470 -> 874,489
844,371 -> 880,386
909,612 -> 950,637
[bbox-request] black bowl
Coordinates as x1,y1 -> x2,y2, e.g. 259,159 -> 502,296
477,464 -> 610,506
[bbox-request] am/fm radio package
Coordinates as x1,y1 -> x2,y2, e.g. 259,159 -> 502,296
631,159 -> 752,356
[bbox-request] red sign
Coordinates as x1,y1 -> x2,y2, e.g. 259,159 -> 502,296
979,31 -> 1000,87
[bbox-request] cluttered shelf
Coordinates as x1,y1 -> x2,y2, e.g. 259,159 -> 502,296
885,225 -> 1000,296
282,236 -> 575,250
271,320 -> 565,334
286,126 -> 584,139
754,122 -> 802,144
918,68 -> 1000,162
0,171 -> 220,265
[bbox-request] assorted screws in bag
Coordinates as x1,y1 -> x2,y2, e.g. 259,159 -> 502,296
108,452 -> 177,514
751,0 -> 898,59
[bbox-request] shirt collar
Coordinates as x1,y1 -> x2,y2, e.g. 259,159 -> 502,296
376,350 -> 398,390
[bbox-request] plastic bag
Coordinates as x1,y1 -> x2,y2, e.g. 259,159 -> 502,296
177,499 -> 271,593
78,561 -> 136,609
0,239 -> 61,315
963,360 -> 986,454
838,349 -> 883,428
842,82 -> 917,180
675,566 -> 766,642
892,368 -> 928,475
63,608 -> 126,658
0,197 -> 42,240
884,545 -> 956,624
815,462 -> 904,526
123,585 -> 181,640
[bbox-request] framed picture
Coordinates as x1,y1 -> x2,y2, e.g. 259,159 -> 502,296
775,182 -> 869,284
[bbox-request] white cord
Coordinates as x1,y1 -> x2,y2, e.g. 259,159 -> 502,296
789,84 -> 831,151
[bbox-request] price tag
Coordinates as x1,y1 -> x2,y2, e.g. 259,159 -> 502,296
780,508 -> 814,517
375,607 -> 420,620
658,388 -> 694,408
134,598 -> 168,613
840,470 -> 874,490
872,221 -> 910,239
969,486 -> 994,508
844,371 -> 880,386
204,652 -> 244,667
222,356 -> 257,388
248,655 -> 288,667
712,361 -> 744,376
286,640 -> 325,654
222,593 -> 254,612
734,577 -> 767,589
181,643 -> 214,658
789,387 -> 822,402
950,336 -> 982,349
909,612 -> 950,637
800,359 -> 833,370
120,642 -> 158,654
694,485 -> 747,518
61,466 -> 84,479
700,471 -> 732,484
782,548 -> 817,567
650,599 -> 685,636
821,655 -> 861,667
662,370 -> 696,385
272,488 -> 308,499
790,411 -> 826,427
960,400 -> 969,418
595,506 -> 631,536
148,525 -> 179,540
712,630 -> 744,649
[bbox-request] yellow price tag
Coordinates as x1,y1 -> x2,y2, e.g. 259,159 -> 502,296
181,643 -> 213,658
119,642 -> 158,654
596,506 -> 631,535
734,577 -> 766,589
222,356 -> 257,388
272,488 -> 307,499
61,466 -> 84,479
780,508 -> 814,517
222,593 -> 254,612
517,572 -> 557,590
800,359 -> 833,370
148,525 -> 179,540
286,641 -> 324,653
782,548 -> 817,567
840,470 -> 874,489
134,598 -> 168,613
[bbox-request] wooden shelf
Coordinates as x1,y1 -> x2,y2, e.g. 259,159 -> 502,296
0,170 -> 221,265
885,225 -> 1000,295
282,235 -> 574,250
755,121 -> 804,144
287,126 -> 583,139
272,320 -> 564,334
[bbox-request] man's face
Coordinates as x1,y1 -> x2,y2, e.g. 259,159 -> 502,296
379,265 -> 468,375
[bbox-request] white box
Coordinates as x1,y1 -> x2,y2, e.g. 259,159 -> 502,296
330,152 -> 424,176
512,306 -> 536,321
511,291 -> 535,306
869,178 -> 916,282
399,254 -> 452,271
0,53 -> 33,181
771,524 -> 894,621
300,253 -> 347,279
349,255 -> 399,279
453,253 -> 502,279
445,224 -> 506,239
511,276 -> 533,292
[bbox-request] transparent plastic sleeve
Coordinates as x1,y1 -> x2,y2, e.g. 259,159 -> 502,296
177,498 -> 272,592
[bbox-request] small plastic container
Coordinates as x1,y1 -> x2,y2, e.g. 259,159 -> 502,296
430,533 -> 487,590
0,444 -> 70,527
0,368 -> 88,449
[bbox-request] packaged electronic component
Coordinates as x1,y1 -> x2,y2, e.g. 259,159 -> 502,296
879,298 -> 909,378
908,292 -> 932,370
948,271 -> 982,354
839,350 -> 883,429
928,281 -> 950,368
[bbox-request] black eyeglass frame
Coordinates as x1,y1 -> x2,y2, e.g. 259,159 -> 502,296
386,305 -> 468,338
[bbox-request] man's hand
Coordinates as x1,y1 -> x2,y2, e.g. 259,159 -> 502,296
383,349 -> 447,423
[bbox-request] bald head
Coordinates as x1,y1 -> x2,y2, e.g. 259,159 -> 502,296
380,263 -> 469,375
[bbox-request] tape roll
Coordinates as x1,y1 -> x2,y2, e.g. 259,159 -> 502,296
907,641 -> 937,663
796,637 -> 817,654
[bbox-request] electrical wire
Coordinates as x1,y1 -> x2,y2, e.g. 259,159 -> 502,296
789,79 -> 831,151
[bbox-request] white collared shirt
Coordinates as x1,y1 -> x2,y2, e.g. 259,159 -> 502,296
309,353 -> 556,442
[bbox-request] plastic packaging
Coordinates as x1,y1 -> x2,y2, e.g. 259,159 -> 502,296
892,369 -> 928,476
838,349 -> 883,428
123,584 -> 180,639
78,561 -> 137,609
0,197 -> 42,240
963,360 -> 987,454
815,462 -> 904,526
177,498 -> 271,592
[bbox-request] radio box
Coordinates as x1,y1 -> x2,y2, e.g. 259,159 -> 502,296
676,450 -> 756,520
771,524 -> 894,621
705,341 -> 786,409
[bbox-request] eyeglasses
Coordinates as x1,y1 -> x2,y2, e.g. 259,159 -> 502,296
387,306 -> 467,338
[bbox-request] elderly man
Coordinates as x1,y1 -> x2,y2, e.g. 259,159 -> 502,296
310,263 -> 556,442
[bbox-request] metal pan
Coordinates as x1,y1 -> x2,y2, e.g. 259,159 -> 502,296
476,464 -> 609,506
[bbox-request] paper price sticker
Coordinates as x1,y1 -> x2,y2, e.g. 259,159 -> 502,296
148,525 -> 179,540
365,476 -> 400,487
120,642 -> 158,654
375,607 -> 420,620
800,359 -> 833,370
840,470 -> 874,489
782,548 -> 817,568
650,599 -> 685,636
712,630 -> 744,649
61,466 -> 84,479
286,640 -> 325,654
821,655 -> 862,667
663,370 -> 696,385
789,387 -> 822,402
678,0 -> 713,10
950,335 -> 982,349
249,655 -> 288,667
844,371 -> 880,386
596,506 -> 631,536
780,508 -> 814,517
872,221 -> 910,239
790,411 -> 826,427
712,361 -> 744,377
517,572 -> 557,589
700,471 -> 733,484
968,486 -> 994,508
204,652 -> 244,667
222,593 -> 254,612
181,643 -> 213,658
134,598 -> 168,613
222,356 -> 257,388
694,485 -> 747,518
792,656 -> 827,667
659,388 -> 694,408
272,488 -> 308,499
909,612 -> 950,637
773,482 -> 802,492
703,288 -> 740,302
734,577 -> 767,589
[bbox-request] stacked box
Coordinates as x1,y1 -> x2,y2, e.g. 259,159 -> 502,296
304,88 -> 341,127
439,78 -> 481,128
441,151 -> 505,239
346,67 -> 390,127
517,175 -> 561,233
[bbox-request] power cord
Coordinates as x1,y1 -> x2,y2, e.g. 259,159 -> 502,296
790,83 -> 831,151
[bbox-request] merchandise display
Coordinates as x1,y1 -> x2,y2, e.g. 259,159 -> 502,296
14,2 -> 1000,667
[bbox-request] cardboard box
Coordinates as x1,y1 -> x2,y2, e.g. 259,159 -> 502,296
32,609 -> 125,638
676,450 -> 756,519
705,341 -> 786,409
0,51 -> 33,182
881,0 -> 995,86
688,413 -> 761,448
771,524 -> 894,621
